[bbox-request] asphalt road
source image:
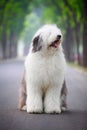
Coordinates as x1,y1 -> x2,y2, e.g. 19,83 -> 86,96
0,59 -> 87,130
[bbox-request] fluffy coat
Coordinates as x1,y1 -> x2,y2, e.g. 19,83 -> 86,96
24,25 -> 66,113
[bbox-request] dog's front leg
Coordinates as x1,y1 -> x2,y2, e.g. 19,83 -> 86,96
26,85 -> 43,113
44,86 -> 62,114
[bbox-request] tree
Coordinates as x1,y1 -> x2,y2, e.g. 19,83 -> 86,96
83,0 -> 87,67
64,0 -> 83,64
0,0 -> 8,58
0,0 -> 30,58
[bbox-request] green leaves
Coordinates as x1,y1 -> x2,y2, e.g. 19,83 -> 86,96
0,0 -> 30,36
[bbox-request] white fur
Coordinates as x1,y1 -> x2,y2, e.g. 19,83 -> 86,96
25,25 -> 66,113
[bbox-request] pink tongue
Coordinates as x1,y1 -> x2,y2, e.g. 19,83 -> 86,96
54,43 -> 58,48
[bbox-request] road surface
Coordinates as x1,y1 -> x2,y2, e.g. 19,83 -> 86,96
0,59 -> 87,130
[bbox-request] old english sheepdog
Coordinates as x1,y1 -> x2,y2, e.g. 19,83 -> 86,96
18,24 -> 67,113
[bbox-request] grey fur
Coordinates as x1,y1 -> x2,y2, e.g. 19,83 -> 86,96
32,35 -> 42,52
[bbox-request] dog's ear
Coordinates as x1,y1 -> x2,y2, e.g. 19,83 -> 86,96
32,35 -> 42,52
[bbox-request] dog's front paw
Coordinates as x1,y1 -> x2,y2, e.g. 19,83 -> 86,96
27,105 -> 43,113
26,96 -> 43,113
44,107 -> 61,114
44,106 -> 61,114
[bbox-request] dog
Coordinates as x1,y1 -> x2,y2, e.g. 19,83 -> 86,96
18,24 -> 67,113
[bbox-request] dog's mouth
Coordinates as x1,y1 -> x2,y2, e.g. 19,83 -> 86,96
49,39 -> 60,48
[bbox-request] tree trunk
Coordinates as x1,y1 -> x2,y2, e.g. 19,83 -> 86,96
12,36 -> 17,57
63,24 -> 74,62
9,31 -> 17,58
75,23 -> 81,65
1,24 -> 7,59
83,1 -> 87,67
9,31 -> 13,58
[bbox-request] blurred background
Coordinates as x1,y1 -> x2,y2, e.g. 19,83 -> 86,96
0,0 -> 87,67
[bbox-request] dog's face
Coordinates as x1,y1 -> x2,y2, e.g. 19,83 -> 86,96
31,25 -> 62,54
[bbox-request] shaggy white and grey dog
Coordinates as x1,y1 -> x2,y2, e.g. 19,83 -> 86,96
19,24 -> 67,113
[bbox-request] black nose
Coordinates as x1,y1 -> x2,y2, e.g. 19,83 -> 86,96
57,35 -> 61,39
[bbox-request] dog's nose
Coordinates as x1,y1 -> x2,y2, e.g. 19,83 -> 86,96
57,35 -> 61,39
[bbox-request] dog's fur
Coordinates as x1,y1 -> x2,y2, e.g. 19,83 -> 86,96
18,25 -> 67,113
18,70 -> 67,111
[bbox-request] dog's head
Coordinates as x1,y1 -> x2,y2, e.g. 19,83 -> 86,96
31,24 -> 62,54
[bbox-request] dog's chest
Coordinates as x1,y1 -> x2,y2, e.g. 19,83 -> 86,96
43,56 -> 65,81
25,53 -> 65,88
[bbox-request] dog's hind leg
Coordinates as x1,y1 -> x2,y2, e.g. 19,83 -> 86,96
61,80 -> 68,111
18,69 -> 27,110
